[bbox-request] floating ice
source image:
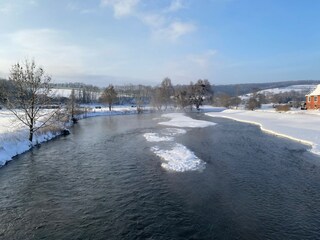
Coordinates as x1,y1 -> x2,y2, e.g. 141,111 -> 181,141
143,133 -> 174,142
151,144 -> 206,172
159,113 -> 216,128
162,128 -> 187,136
143,128 -> 187,143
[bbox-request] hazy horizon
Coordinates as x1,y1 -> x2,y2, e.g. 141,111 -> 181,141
1,0 -> 319,86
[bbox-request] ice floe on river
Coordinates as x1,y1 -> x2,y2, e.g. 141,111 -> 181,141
143,133 -> 174,142
145,113 -> 216,172
151,144 -> 206,172
159,113 -> 216,128
143,128 -> 188,143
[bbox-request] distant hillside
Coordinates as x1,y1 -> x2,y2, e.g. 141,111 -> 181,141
214,80 -> 320,96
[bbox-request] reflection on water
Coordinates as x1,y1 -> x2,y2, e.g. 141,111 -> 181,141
0,114 -> 320,240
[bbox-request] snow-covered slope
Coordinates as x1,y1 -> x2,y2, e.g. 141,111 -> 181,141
259,84 -> 316,94
240,84 -> 317,100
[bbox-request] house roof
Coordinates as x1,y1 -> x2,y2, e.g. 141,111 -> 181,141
306,84 -> 320,96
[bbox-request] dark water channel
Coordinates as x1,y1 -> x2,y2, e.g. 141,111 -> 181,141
0,113 -> 320,240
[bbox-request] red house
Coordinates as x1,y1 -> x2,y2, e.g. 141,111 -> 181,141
306,84 -> 320,110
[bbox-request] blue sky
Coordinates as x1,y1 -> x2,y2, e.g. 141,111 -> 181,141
0,0 -> 319,86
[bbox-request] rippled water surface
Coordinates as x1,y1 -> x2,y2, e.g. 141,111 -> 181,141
1,114 -> 320,240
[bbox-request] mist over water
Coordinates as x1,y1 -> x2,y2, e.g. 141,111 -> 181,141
0,114 -> 320,240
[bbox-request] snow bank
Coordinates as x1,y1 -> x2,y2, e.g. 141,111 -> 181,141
206,109 -> 320,155
151,144 -> 206,172
0,108 -> 72,166
159,113 -> 216,128
0,130 -> 62,166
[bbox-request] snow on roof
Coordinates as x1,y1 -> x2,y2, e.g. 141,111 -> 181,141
306,84 -> 320,96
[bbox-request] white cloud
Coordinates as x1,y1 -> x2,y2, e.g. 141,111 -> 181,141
140,13 -> 166,28
100,0 -> 196,41
187,50 -> 217,67
154,21 -> 196,42
159,50 -> 217,84
166,0 -> 184,12
13,29 -> 83,65
0,29 -> 87,76
0,0 -> 38,14
0,28 -> 139,82
100,0 -> 140,18
0,2 -> 15,14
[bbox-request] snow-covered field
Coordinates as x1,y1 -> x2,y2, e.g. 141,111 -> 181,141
206,109 -> 320,156
259,84 -> 316,94
51,88 -> 73,98
50,88 -> 103,99
240,84 -> 317,100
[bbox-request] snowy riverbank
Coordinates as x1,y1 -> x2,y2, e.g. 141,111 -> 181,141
206,109 -> 320,156
0,106 -> 146,167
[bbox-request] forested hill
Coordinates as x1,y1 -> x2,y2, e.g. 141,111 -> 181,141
2,78 -> 320,97
214,80 -> 320,96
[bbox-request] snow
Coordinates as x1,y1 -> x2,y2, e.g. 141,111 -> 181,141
51,88 -> 73,98
306,84 -> 320,96
240,84 -> 316,100
143,133 -> 174,142
50,88 -> 104,98
206,109 -> 320,156
151,144 -> 206,172
0,128 -> 62,166
143,128 -> 187,142
145,113 -> 217,172
159,113 -> 216,128
259,84 -> 316,94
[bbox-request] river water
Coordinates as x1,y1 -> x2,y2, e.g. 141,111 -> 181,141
0,113 -> 320,240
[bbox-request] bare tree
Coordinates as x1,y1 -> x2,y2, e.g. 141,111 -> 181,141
151,87 -> 163,110
5,59 -> 59,142
101,84 -> 117,111
67,88 -> 78,122
159,77 -> 174,110
175,89 -> 190,109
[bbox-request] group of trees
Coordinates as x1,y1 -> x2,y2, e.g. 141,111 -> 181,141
98,78 -> 214,112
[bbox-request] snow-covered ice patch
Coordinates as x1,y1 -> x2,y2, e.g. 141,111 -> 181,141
143,133 -> 174,142
144,128 -> 187,142
151,144 -> 206,172
162,128 -> 187,136
159,113 -> 216,128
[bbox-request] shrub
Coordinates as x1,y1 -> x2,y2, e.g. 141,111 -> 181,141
276,104 -> 290,112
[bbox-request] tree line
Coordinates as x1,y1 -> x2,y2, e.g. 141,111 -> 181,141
0,59 -> 311,144
0,60 -> 214,143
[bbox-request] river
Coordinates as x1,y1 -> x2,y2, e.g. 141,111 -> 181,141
0,113 -> 320,240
